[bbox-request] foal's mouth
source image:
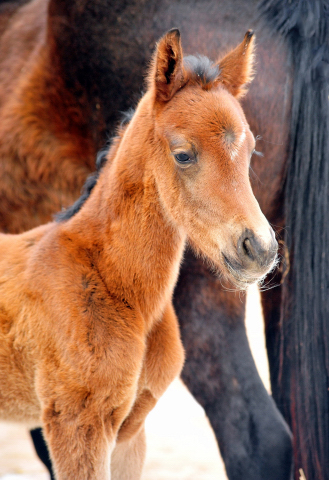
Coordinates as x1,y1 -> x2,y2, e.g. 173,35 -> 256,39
222,253 -> 277,290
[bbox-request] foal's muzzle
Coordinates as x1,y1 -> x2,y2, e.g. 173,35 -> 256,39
223,227 -> 278,285
237,228 -> 278,270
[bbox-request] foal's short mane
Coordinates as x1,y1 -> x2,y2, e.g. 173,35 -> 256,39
56,53 -> 221,222
183,55 -> 220,89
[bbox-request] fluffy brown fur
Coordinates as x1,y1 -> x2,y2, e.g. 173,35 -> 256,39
0,30 -> 276,479
0,0 -> 97,233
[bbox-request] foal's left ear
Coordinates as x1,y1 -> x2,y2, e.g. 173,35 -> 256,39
150,29 -> 185,102
217,30 -> 255,98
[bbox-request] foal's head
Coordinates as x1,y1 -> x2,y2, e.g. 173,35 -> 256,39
145,30 -> 277,288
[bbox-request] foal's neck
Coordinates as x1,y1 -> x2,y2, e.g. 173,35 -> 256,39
64,96 -> 186,329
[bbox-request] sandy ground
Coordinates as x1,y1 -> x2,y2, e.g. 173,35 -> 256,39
0,284 -> 269,480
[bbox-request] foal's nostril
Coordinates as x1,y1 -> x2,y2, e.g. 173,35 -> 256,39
238,230 -> 278,269
242,238 -> 254,260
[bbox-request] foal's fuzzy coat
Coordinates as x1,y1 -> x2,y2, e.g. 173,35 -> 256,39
0,30 -> 275,479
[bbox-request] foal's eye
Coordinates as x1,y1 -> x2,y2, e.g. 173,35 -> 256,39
174,152 -> 191,163
172,147 -> 196,168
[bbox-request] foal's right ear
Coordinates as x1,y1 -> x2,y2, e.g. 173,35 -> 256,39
216,30 -> 256,98
150,29 -> 185,102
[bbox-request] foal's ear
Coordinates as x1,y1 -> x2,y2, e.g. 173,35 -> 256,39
217,30 -> 255,98
151,29 -> 185,102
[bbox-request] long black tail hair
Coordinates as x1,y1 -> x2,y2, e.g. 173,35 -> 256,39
259,1 -> 329,478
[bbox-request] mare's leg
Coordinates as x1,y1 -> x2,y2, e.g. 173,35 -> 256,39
30,428 -> 55,480
111,427 -> 146,480
174,248 -> 293,480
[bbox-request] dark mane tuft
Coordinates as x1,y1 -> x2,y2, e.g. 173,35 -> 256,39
55,163 -> 105,222
183,55 -> 220,88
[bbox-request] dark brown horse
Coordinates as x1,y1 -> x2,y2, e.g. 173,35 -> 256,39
0,0 -> 327,479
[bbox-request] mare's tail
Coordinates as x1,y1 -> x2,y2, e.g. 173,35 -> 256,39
258,1 -> 329,479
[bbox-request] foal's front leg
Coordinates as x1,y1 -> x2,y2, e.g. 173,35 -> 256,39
111,426 -> 146,480
38,350 -> 144,479
41,401 -> 114,479
110,302 -> 184,480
